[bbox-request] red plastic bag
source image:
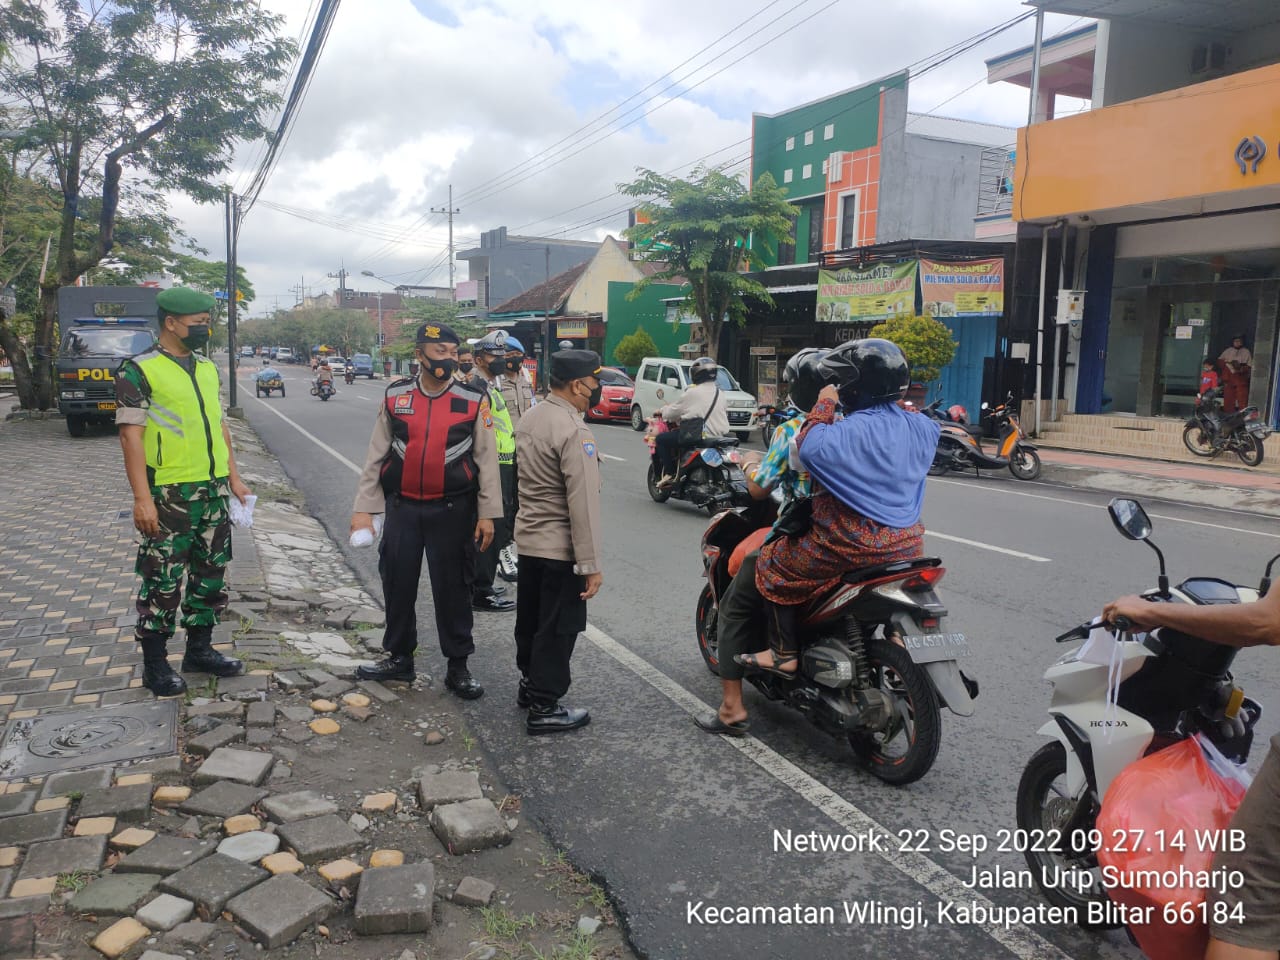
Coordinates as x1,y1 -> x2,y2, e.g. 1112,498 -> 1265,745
1096,735 -> 1251,960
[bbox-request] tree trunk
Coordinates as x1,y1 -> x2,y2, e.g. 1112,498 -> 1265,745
0,321 -> 39,410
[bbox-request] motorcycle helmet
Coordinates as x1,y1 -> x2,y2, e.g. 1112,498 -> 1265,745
782,348 -> 831,411
947,404 -> 969,425
816,338 -> 910,410
504,336 -> 525,355
689,356 -> 718,385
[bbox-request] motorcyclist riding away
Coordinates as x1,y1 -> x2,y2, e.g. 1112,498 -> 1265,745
315,359 -> 334,390
655,357 -> 729,487
735,339 -> 940,677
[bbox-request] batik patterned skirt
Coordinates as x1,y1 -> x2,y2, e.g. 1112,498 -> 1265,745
755,493 -> 924,606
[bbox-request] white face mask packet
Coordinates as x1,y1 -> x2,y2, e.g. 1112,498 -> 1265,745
228,494 -> 258,528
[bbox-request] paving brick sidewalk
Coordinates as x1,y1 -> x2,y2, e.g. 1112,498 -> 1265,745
0,420 -> 150,725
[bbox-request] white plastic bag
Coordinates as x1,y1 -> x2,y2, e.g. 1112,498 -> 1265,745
228,494 -> 257,528
349,514 -> 385,548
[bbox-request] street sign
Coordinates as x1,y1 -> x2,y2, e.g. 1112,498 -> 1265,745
214,290 -> 228,300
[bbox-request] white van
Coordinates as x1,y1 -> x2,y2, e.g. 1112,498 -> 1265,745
276,347 -> 294,364
630,357 -> 758,440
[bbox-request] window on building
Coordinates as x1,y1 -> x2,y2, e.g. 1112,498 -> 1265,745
785,137 -> 795,152
777,212 -> 799,266
839,193 -> 859,250
824,123 -> 835,140
783,168 -> 793,184
804,130 -> 814,146
802,163 -> 812,179
808,199 -> 824,257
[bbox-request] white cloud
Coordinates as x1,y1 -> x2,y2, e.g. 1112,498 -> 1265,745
167,0 -> 1084,315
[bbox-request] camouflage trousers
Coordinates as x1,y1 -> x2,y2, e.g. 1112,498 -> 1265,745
134,480 -> 232,639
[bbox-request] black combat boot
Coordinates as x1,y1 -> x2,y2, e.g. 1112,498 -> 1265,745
139,634 -> 187,697
355,654 -> 416,683
444,659 -> 484,700
181,627 -> 244,677
526,702 -> 590,735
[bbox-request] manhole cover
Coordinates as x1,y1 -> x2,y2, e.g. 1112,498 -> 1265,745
0,700 -> 178,779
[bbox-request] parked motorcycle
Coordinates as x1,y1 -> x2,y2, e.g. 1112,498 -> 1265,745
1183,388 -> 1269,466
1016,497 -> 1264,927
756,402 -> 800,445
645,417 -> 750,515
310,380 -> 337,401
928,392 -> 1041,480
695,503 -> 978,784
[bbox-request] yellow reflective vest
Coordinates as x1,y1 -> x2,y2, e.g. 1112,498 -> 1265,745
473,374 -> 515,463
131,349 -> 230,485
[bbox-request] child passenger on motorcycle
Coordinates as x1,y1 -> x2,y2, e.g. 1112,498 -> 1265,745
735,339 -> 939,678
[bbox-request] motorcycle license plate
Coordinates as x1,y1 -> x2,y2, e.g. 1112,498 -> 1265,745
97,401 -> 116,411
1247,423 -> 1269,436
900,633 -> 971,663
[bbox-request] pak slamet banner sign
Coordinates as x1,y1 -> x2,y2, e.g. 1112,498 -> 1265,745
920,258 -> 1004,317
816,261 -> 917,324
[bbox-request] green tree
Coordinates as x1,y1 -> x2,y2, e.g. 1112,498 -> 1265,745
613,326 -> 658,370
399,297 -> 483,340
171,255 -> 256,307
619,166 -> 796,364
0,0 -> 294,409
868,314 -> 958,387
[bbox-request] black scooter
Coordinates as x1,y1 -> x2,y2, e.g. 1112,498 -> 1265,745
645,417 -> 750,515
1183,388 -> 1269,466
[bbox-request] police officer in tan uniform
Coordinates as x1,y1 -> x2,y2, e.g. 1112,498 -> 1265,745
499,336 -> 535,423
513,349 -> 603,734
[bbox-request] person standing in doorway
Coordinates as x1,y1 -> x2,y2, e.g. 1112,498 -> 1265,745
1219,334 -> 1253,413
350,322 -> 502,700
115,287 -> 252,696
513,350 -> 604,734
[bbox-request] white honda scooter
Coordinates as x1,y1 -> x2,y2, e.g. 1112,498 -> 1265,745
1016,498 -> 1265,928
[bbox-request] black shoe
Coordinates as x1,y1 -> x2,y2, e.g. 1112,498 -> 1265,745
445,669 -> 484,700
526,703 -> 590,735
181,634 -> 244,677
143,660 -> 188,698
516,677 -> 532,709
355,654 -> 416,683
472,594 -> 516,613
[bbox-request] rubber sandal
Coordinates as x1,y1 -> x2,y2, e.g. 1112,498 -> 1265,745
734,652 -> 799,679
693,713 -> 750,737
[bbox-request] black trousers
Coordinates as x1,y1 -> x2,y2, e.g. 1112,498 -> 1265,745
514,555 -> 587,705
655,430 -> 684,475
472,462 -> 516,598
379,495 -> 477,662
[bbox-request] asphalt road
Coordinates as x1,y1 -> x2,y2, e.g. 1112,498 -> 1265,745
235,366 -> 1280,960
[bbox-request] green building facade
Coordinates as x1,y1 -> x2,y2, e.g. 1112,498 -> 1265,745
603,281 -> 690,373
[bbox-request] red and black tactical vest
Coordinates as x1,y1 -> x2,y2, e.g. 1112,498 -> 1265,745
380,378 -> 486,501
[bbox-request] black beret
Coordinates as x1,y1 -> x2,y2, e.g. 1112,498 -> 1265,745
551,349 -> 601,381
415,322 -> 460,345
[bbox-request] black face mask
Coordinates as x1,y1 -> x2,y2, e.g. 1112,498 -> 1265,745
486,357 -> 508,375
459,362 -> 474,374
585,382 -> 603,408
179,324 -> 210,350
423,357 -> 458,381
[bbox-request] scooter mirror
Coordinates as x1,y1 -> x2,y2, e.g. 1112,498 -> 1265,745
981,401 -> 989,410
1108,498 -> 1152,541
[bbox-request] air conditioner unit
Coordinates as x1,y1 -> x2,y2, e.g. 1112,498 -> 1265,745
1190,41 -> 1229,77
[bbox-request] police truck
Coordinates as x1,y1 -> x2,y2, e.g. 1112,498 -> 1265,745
55,286 -> 159,437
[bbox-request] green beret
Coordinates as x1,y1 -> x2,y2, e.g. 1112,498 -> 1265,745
157,286 -> 216,317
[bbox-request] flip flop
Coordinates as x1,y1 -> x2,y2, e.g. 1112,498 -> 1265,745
693,713 -> 750,737
733,652 -> 799,679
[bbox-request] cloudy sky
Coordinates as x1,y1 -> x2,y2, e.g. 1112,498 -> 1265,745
167,0 -> 1088,315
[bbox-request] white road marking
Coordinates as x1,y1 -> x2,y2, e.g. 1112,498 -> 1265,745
244,394 -> 363,473
931,478 -> 1280,539
582,623 -> 1073,960
598,453 -> 626,462
927,532 -> 1052,562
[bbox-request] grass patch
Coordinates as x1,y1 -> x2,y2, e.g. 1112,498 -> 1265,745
55,870 -> 95,893
480,906 -> 538,941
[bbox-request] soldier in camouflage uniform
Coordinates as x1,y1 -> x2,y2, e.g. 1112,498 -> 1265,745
115,287 -> 253,697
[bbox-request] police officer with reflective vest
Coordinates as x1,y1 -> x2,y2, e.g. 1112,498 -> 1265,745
350,322 -> 502,700
115,287 -> 252,697
513,349 -> 604,734
467,334 -> 517,612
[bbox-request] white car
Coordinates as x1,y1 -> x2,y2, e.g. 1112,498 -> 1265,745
630,357 -> 758,441
328,357 -> 347,375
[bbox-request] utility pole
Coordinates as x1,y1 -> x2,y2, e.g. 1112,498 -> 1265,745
224,186 -> 242,417
327,266 -> 348,308
542,244 -> 552,395
431,185 -> 460,303
291,277 -> 307,308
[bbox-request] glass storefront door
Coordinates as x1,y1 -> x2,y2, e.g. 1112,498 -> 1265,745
1156,301 -> 1211,418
